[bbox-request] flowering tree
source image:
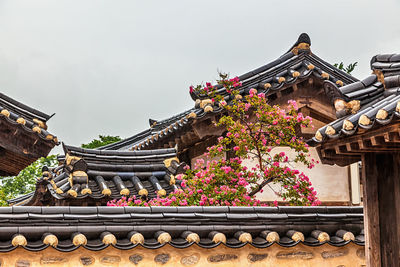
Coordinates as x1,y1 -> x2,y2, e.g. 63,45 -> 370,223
108,74 -> 320,207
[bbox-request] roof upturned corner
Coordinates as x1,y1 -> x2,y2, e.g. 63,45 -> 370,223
0,92 -> 58,176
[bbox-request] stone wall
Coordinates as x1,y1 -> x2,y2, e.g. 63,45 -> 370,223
2,243 -> 365,266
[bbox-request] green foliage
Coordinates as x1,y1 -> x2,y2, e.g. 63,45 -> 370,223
81,135 -> 122,149
334,62 -> 358,75
0,155 -> 58,206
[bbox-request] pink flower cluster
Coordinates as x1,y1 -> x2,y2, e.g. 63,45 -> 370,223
189,74 -> 241,97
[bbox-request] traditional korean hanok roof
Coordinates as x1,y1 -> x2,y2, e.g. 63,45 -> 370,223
101,108 -> 196,151
100,33 -> 358,153
10,144 -> 186,206
323,54 -> 400,120
308,54 -> 400,165
190,33 -> 357,102
309,55 -> 400,144
0,206 -> 364,252
0,92 -> 58,176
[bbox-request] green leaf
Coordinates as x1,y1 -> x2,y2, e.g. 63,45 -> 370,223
334,61 -> 358,74
81,135 -> 122,149
0,155 -> 58,206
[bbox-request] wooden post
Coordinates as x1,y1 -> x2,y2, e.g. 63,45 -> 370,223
362,153 -> 400,266
377,153 -> 400,266
362,153 -> 381,267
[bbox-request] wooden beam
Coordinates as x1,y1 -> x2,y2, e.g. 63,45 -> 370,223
370,136 -> 379,146
320,148 -> 327,158
180,132 -> 190,146
188,131 -> 198,140
192,119 -> 215,139
386,131 -> 400,143
319,148 -> 360,166
358,139 -> 366,150
0,120 -> 53,159
325,137 -> 400,154
345,142 -> 360,152
168,141 -> 175,148
369,136 -> 386,146
333,146 -> 400,154
174,138 -> 182,149
322,123 -> 400,151
345,142 -> 352,152
383,132 -> 390,143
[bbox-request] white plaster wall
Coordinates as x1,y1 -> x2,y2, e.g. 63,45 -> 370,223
242,147 -> 350,203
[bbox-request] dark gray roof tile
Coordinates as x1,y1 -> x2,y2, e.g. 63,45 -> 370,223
360,75 -> 377,87
375,54 -> 396,62
391,54 -> 400,61
339,81 -> 365,95
0,206 -> 364,251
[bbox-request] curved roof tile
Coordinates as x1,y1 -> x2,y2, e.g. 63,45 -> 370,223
0,206 -> 364,252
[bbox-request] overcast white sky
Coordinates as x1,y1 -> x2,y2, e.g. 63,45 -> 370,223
0,1 -> 399,154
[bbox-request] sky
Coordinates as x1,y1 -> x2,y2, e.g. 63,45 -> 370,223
0,0 -> 399,155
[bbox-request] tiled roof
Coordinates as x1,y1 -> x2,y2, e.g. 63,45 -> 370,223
309,55 -> 400,145
0,92 -> 57,144
0,206 -> 364,252
11,144 -> 186,205
190,33 -> 357,102
371,53 -> 400,76
0,92 -> 58,176
101,33 -> 358,152
100,108 -> 196,151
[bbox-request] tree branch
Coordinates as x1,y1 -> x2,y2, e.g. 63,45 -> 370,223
248,176 -> 277,196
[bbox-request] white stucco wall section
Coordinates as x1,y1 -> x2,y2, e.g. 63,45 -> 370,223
242,147 -> 350,203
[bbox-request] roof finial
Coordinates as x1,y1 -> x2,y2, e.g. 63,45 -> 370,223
296,33 -> 311,46
290,33 -> 311,55
149,119 -> 157,127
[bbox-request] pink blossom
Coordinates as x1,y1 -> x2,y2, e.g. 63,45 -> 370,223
249,88 -> 257,95
288,99 -> 298,110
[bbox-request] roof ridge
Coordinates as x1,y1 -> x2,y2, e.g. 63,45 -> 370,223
0,92 -> 52,121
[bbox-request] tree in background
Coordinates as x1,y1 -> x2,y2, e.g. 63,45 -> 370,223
0,155 -> 57,206
334,62 -> 358,75
0,135 -> 122,206
109,74 -> 320,207
82,135 -> 122,149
